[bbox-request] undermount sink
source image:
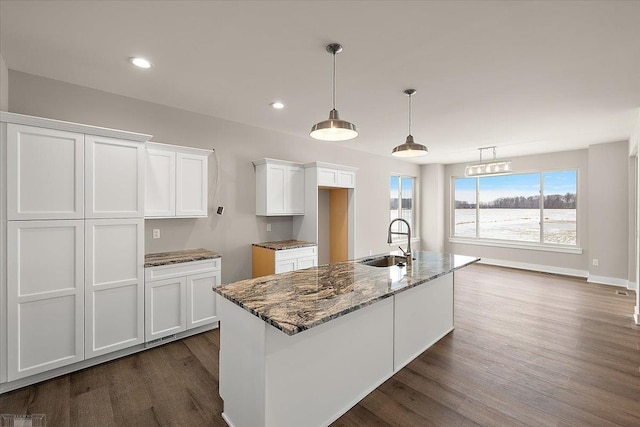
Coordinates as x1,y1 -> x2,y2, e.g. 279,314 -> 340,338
359,255 -> 408,268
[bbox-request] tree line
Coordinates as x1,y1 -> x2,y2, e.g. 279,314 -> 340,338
455,193 -> 576,209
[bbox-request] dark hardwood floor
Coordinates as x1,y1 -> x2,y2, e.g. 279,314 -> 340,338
1,264 -> 639,426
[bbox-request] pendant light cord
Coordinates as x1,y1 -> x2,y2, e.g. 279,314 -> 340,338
408,92 -> 412,135
332,51 -> 337,110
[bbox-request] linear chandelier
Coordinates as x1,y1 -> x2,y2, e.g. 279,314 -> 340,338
310,43 -> 358,141
464,146 -> 513,177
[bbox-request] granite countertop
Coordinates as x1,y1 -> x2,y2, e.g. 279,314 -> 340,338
145,248 -> 221,268
215,250 -> 479,336
252,240 -> 317,251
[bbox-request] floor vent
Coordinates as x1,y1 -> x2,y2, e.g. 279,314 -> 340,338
615,290 -> 628,296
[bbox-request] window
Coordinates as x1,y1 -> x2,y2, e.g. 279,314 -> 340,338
390,175 -> 416,240
453,170 -> 577,246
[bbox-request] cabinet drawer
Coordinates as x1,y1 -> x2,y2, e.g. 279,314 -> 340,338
275,246 -> 317,262
145,258 -> 220,281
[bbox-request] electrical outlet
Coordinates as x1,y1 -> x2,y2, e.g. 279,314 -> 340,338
152,229 -> 161,239
592,258 -> 599,266
267,223 -> 272,232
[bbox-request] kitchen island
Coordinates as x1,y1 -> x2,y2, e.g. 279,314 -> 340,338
214,251 -> 479,427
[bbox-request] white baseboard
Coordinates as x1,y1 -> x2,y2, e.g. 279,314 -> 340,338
628,281 -> 638,292
478,258 -> 588,278
587,275 -> 629,288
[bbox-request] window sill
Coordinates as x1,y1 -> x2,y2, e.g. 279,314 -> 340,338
448,238 -> 583,255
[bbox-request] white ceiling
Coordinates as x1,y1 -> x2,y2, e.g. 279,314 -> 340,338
1,1 -> 639,164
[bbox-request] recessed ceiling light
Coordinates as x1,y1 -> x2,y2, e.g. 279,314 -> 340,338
129,57 -> 152,69
270,102 -> 285,109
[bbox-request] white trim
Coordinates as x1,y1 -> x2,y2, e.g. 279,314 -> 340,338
450,238 -> 583,254
629,281 -> 638,292
0,111 -> 151,142
147,141 -> 212,156
304,161 -> 359,172
478,258 -> 588,278
587,275 -> 629,288
634,306 -> 639,325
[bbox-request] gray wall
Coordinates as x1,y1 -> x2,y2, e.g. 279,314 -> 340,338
0,54 -> 7,111
443,149 -> 590,274
420,163 -> 445,252
587,141 -> 629,281
8,71 -> 421,283
435,143 -> 633,284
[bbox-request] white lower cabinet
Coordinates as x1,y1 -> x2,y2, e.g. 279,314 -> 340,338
274,246 -> 318,274
144,258 -> 221,342
7,221 -> 85,381
85,219 -> 144,358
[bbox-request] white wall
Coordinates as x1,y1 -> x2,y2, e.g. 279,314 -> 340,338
0,54 -> 8,111
8,71 -> 421,283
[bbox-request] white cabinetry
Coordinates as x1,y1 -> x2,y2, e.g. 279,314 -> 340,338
1,112 -> 151,389
144,258 -> 221,342
85,219 -> 144,358
317,165 -> 356,189
253,158 -> 304,216
145,142 -> 209,218
6,220 -> 85,380
275,246 -> 318,274
7,124 -> 84,220
85,136 -> 145,218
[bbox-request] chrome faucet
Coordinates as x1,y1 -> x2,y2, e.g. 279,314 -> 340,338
387,218 -> 411,264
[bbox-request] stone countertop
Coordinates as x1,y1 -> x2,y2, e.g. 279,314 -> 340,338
145,248 -> 221,268
252,240 -> 317,251
215,250 -> 479,336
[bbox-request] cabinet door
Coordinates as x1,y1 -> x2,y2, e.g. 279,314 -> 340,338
85,136 -> 145,218
297,255 -> 318,270
187,271 -> 221,329
337,170 -> 356,188
266,164 -> 287,214
176,152 -> 208,217
287,166 -> 305,214
85,219 -> 144,358
317,168 -> 338,187
145,277 -> 187,341
145,148 -> 176,217
7,124 -> 84,220
7,221 -> 85,380
275,259 -> 297,274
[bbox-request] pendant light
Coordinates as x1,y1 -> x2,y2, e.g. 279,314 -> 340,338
310,43 -> 358,141
464,146 -> 513,177
391,89 -> 428,157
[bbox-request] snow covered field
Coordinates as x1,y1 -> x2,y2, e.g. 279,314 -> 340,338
454,209 -> 576,245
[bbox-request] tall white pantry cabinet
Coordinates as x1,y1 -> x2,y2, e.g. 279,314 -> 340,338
0,112 -> 150,385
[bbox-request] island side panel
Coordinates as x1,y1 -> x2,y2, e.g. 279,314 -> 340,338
218,297 -> 267,427
393,273 -> 454,372
264,297 -> 394,427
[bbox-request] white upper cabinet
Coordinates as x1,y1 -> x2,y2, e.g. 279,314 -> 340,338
7,124 -> 85,220
85,135 -> 145,218
145,142 -> 209,218
254,158 -> 304,216
316,163 -> 357,189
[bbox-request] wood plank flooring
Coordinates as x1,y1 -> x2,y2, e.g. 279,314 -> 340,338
1,264 -> 639,426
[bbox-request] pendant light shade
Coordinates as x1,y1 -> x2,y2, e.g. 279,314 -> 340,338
310,43 -> 358,141
392,89 -> 428,157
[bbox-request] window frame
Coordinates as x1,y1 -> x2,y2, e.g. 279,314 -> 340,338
450,168 -> 581,253
389,174 -> 419,244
